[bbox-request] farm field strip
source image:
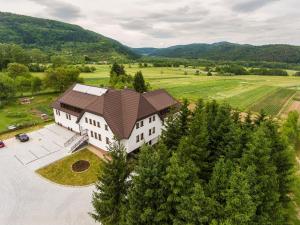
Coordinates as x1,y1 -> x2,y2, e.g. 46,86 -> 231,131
225,86 -> 279,110
249,88 -> 296,115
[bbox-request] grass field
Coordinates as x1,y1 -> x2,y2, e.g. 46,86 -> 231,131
80,64 -> 300,110
249,88 -> 296,115
36,148 -> 102,186
0,93 -> 57,132
2,64 -> 300,132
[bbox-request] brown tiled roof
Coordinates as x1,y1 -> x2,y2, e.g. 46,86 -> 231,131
143,89 -> 179,111
52,85 -> 178,139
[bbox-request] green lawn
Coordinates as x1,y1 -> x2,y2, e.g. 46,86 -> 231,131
0,93 -> 57,132
36,149 -> 102,186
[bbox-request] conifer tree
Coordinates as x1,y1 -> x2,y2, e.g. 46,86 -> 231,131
223,168 -> 256,225
90,142 -> 130,225
161,152 -> 200,224
126,143 -> 169,225
161,99 -> 191,152
241,124 -> 281,224
264,120 -> 294,207
133,71 -> 148,93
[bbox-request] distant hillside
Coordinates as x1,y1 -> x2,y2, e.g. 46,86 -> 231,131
0,12 -> 138,60
134,42 -> 300,63
132,48 -> 158,56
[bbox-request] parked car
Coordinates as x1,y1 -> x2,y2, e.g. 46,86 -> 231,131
15,133 -> 29,142
0,140 -> 5,148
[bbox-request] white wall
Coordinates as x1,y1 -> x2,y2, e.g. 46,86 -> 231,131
123,114 -> 163,153
53,109 -> 80,133
54,109 -> 165,153
79,112 -> 115,151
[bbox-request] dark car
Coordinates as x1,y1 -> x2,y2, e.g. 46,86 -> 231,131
0,140 -> 5,148
15,133 -> 29,142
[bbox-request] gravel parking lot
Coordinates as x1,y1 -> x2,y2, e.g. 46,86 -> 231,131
0,124 -> 97,225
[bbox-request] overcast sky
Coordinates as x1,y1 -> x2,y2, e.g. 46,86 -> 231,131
1,0 -> 299,47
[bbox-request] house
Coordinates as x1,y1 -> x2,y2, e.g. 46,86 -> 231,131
52,84 -> 179,153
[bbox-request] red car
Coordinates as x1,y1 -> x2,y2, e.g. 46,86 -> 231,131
0,140 -> 5,148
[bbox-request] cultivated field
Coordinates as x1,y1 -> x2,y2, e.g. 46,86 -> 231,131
81,64 -> 300,114
2,64 -> 300,132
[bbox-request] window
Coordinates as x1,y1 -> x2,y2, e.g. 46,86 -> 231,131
106,137 -> 110,144
56,110 -> 60,116
93,120 -> 96,126
136,135 -> 140,143
136,122 -> 140,129
105,125 -> 108,131
141,133 -> 144,140
149,129 -> 152,136
90,131 -> 94,138
141,120 -> 144,127
89,119 -> 92,125
66,114 -> 71,120
98,133 -> 102,141
97,122 -> 100,128
149,117 -> 152,123
152,127 -> 155,134
153,115 -> 156,121
85,117 -> 88,123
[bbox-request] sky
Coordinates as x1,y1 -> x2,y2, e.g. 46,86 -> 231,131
0,0 -> 299,47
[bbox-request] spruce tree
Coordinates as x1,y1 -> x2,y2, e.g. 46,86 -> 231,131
223,168 -> 256,225
161,152 -> 200,224
161,99 -> 191,152
133,71 -> 148,93
241,124 -> 281,224
90,142 -> 130,225
264,120 -> 294,207
126,143 -> 169,225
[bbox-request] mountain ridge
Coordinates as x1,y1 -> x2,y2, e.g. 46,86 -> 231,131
133,42 -> 300,63
0,12 -> 139,60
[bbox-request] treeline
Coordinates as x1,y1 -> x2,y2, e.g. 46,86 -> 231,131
91,100 -> 298,225
0,61 -> 84,106
109,62 -> 149,93
215,64 -> 289,76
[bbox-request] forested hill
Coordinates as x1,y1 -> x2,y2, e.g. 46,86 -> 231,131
0,12 -> 138,60
133,42 -> 300,63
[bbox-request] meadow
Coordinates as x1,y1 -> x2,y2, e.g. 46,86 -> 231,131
81,64 -> 300,114
2,64 -> 300,132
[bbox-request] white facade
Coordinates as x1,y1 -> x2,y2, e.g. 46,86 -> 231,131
122,114 -> 162,153
78,112 -> 115,151
53,109 -> 163,153
53,109 -> 80,133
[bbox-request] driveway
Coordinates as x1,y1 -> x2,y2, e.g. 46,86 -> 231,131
0,124 -> 97,225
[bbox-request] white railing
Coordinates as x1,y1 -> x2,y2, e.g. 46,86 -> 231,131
69,133 -> 89,153
64,133 -> 80,147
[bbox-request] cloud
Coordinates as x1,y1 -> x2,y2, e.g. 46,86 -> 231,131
0,0 -> 299,47
231,0 -> 280,13
29,0 -> 82,21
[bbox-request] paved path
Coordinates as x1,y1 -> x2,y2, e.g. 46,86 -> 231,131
0,125 -> 97,225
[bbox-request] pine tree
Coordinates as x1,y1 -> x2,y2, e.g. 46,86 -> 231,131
207,158 -> 234,220
133,71 -> 148,93
90,142 -> 130,225
161,152 -> 200,224
126,143 -> 169,225
223,168 -> 256,225
241,124 -> 281,224
264,120 -> 294,207
161,99 -> 191,152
